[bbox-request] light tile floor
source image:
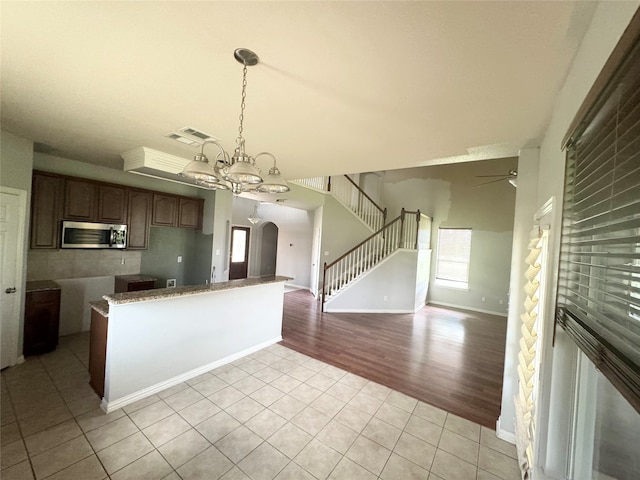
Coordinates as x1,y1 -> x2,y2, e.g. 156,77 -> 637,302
1,333 -> 520,480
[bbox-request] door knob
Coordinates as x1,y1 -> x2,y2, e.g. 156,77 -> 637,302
5,287 -> 17,294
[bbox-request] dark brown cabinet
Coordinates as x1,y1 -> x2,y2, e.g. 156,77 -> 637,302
178,197 -> 203,229
98,185 -> 127,223
63,178 -> 97,221
127,190 -> 152,249
152,194 -> 178,227
29,172 -> 203,250
114,275 -> 156,293
30,173 -> 63,249
89,308 -> 108,397
24,285 -> 61,356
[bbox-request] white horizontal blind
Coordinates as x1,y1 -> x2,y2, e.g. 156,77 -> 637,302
557,38 -> 640,402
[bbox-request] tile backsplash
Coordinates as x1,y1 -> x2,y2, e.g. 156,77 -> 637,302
27,249 -> 142,281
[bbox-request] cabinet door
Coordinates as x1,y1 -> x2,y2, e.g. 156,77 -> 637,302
23,290 -> 60,356
63,179 -> 97,221
178,197 -> 203,229
127,190 -> 152,249
30,173 -> 63,249
152,194 -> 178,227
89,309 -> 108,397
98,185 -> 127,223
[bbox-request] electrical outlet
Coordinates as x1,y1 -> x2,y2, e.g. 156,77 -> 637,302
167,279 -> 176,288
177,256 -> 183,263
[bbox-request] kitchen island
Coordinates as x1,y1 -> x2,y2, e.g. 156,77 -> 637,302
91,276 -> 290,412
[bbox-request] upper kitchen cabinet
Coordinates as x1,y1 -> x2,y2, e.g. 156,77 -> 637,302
178,197 -> 203,229
97,185 -> 127,224
63,178 -> 97,221
30,172 -> 63,249
127,189 -> 152,249
151,194 -> 178,227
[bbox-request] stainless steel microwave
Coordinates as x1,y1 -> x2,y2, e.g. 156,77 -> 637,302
61,221 -> 127,249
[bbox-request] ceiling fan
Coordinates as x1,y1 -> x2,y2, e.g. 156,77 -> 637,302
475,169 -> 517,188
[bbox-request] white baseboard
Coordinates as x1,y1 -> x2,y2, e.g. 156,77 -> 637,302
101,336 -> 282,413
496,415 -> 516,444
285,283 -> 309,292
324,308 -> 415,313
427,301 -> 508,318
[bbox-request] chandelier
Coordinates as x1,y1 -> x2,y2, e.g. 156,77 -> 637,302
247,203 -> 262,225
179,49 -> 289,195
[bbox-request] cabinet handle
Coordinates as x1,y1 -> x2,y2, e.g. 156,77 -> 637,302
5,287 -> 17,294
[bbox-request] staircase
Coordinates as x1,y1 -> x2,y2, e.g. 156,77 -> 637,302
293,175 -> 386,231
292,175 -> 432,312
322,209 -> 429,309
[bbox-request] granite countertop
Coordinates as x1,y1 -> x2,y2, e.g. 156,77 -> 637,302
103,276 -> 292,306
26,280 -> 61,293
89,300 -> 109,317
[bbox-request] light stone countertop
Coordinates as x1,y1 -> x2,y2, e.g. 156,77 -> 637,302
103,275 -> 292,306
89,300 -> 109,317
26,280 -> 61,293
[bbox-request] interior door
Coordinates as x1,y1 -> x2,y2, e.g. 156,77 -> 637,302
1,189 -> 26,368
229,226 -> 250,280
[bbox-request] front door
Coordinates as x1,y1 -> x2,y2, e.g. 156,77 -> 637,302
229,226 -> 250,280
1,188 -> 26,368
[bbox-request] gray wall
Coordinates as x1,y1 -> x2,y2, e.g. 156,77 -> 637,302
381,157 -> 517,315
140,227 -> 212,288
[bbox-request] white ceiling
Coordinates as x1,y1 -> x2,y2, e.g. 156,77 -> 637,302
1,1 -> 596,180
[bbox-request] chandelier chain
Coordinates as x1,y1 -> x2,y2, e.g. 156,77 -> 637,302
237,64 -> 248,146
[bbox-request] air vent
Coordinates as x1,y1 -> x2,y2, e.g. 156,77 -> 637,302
165,126 -> 218,147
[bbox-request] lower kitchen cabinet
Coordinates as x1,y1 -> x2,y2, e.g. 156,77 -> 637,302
89,308 -> 108,397
24,282 -> 61,356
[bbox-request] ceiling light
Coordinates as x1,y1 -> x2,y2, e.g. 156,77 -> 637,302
179,48 -> 290,194
248,203 -> 262,224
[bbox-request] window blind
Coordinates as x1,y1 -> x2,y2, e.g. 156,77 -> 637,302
557,25 -> 640,412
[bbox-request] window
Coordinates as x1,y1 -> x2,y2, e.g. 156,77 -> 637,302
557,16 -> 640,412
435,228 -> 472,289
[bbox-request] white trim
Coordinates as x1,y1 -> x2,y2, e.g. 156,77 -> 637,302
101,336 -> 281,413
0,187 -> 27,367
427,300 -> 508,318
496,416 -> 517,444
284,283 -> 309,292
324,308 -> 415,314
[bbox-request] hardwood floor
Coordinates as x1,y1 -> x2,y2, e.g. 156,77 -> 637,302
280,290 -> 507,428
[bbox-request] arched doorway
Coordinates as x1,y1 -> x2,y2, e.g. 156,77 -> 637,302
260,222 -> 278,276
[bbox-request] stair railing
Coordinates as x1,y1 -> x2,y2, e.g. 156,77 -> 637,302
291,175 -> 387,231
328,175 -> 387,231
322,209 -> 422,309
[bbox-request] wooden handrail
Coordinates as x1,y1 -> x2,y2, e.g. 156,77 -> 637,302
342,175 -> 386,215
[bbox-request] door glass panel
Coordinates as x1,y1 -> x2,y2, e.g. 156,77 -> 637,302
231,229 -> 247,263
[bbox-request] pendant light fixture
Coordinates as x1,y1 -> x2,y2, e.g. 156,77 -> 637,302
247,203 -> 262,225
179,49 -> 290,195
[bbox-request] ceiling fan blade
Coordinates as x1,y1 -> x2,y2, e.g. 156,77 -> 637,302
474,178 -> 508,187
475,174 -> 509,178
